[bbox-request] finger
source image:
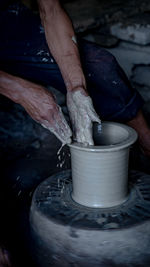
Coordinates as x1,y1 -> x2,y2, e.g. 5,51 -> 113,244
51,106 -> 72,137
41,122 -> 69,144
76,119 -> 94,145
91,113 -> 101,124
83,121 -> 94,145
57,107 -> 72,136
41,117 -> 72,144
85,97 -> 101,124
86,105 -> 101,124
52,124 -> 72,144
69,108 -> 79,141
53,117 -> 72,144
76,129 -> 94,145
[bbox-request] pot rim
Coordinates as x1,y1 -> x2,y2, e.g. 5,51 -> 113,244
68,122 -> 138,152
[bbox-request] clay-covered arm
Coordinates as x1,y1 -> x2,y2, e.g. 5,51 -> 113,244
0,70 -> 72,144
38,0 -> 101,145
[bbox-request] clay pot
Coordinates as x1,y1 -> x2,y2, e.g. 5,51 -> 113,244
69,122 -> 137,208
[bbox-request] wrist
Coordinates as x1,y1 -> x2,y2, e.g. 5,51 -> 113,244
67,85 -> 88,96
64,71 -> 87,93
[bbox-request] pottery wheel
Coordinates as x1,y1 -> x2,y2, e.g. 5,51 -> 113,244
31,169 -> 150,230
29,170 -> 150,267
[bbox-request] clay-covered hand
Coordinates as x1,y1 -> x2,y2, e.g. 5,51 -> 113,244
67,88 -> 101,145
20,86 -> 72,144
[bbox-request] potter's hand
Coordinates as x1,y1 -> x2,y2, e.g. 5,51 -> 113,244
0,71 -> 72,144
20,86 -> 72,144
67,88 -> 101,145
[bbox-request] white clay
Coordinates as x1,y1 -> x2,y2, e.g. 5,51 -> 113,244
41,106 -> 72,145
57,143 -> 66,169
67,90 -> 101,145
69,122 -> 137,208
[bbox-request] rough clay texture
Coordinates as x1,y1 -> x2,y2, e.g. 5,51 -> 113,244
67,90 -> 101,145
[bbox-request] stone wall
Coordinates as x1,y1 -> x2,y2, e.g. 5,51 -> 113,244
74,1 -> 150,121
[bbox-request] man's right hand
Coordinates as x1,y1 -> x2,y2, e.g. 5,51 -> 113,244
0,71 -> 72,144
20,85 -> 72,144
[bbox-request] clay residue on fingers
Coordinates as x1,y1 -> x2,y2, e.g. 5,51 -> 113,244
67,90 -> 101,146
41,106 -> 72,145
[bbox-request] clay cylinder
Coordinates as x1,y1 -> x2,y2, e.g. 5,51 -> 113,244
69,122 -> 137,208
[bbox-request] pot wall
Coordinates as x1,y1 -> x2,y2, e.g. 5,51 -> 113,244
70,148 -> 129,208
70,122 -> 137,208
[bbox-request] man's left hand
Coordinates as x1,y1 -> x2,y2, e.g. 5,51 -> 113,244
67,88 -> 101,145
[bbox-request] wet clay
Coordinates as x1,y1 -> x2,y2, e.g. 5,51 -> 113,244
69,122 -> 137,208
67,90 -> 101,145
41,105 -> 72,145
56,143 -> 66,168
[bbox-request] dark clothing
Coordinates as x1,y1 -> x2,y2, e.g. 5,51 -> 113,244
0,1 -> 144,210
0,2 -> 143,124
0,0 -> 16,10
0,1 -> 144,204
0,3 -> 144,266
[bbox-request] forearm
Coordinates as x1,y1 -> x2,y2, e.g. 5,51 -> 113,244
38,0 -> 86,92
0,70 -> 51,105
0,71 -> 24,103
